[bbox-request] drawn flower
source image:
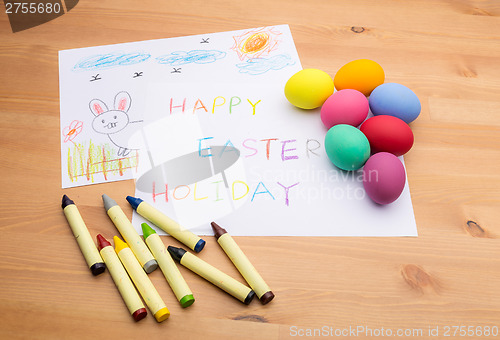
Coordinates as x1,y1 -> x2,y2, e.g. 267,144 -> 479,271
231,27 -> 282,61
63,120 -> 83,143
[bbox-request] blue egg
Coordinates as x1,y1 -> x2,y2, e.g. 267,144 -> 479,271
369,83 -> 421,123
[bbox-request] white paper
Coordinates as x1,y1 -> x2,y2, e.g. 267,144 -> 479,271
131,82 -> 418,237
59,25 -> 299,188
58,24 -> 417,237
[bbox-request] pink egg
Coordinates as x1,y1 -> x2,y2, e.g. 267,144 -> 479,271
362,152 -> 406,204
320,89 -> 369,129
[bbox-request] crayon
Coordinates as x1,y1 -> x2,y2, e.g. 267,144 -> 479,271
96,235 -> 147,321
168,246 -> 255,305
127,196 -> 206,253
61,195 -> 105,276
102,194 -> 158,274
211,222 -> 274,304
142,223 -> 195,308
114,236 -> 170,322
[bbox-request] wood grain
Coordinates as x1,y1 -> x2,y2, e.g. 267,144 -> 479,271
1,0 -> 500,339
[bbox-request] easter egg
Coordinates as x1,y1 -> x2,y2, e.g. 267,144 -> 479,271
360,115 -> 414,156
320,89 -> 369,129
324,124 -> 371,171
284,68 -> 334,109
333,59 -> 385,96
369,83 -> 421,123
362,152 -> 406,205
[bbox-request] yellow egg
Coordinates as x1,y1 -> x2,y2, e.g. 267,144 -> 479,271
334,59 -> 385,96
284,69 -> 334,109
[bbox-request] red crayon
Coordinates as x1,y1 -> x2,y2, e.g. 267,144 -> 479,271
96,234 -> 147,321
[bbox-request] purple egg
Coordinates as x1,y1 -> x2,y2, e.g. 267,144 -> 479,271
362,152 -> 406,204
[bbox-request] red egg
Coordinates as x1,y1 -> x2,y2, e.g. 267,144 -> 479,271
360,115 -> 414,156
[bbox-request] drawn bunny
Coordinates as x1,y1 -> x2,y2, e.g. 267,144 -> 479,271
90,91 -> 143,156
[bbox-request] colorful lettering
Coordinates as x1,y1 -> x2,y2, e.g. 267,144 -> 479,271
306,139 -> 321,158
198,137 -> 214,157
212,96 -> 226,113
193,182 -> 208,201
212,180 -> 224,202
232,180 -> 249,200
247,99 -> 261,115
173,185 -> 190,200
281,139 -> 298,161
192,99 -> 208,114
260,138 -> 278,160
251,181 -> 275,201
277,182 -> 299,206
152,182 -> 168,203
170,98 -> 186,114
219,139 -> 237,157
229,96 -> 241,113
242,138 -> 258,157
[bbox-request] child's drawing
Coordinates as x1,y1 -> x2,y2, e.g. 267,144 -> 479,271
60,25 -> 301,189
236,54 -> 295,75
231,27 -> 282,61
62,120 -> 83,143
156,50 -> 226,66
73,52 -> 151,71
90,91 -> 143,156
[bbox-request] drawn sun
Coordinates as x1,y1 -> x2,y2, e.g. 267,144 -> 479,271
231,27 -> 282,61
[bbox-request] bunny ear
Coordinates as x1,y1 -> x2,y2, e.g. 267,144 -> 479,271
89,99 -> 108,116
114,91 -> 132,112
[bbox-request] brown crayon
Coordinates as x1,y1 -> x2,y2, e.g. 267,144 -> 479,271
211,222 -> 274,304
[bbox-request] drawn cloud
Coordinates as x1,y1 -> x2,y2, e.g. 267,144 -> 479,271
156,50 -> 226,66
236,54 -> 295,75
73,52 -> 151,71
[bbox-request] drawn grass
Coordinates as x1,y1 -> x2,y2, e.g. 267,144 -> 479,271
67,139 -> 139,183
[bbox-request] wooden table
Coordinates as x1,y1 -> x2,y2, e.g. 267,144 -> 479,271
1,0 -> 499,338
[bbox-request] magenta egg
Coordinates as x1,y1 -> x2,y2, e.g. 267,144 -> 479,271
320,89 -> 369,129
362,152 -> 406,204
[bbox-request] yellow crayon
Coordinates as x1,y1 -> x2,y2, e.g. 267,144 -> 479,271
96,234 -> 147,321
142,223 -> 195,308
114,236 -> 170,322
61,195 -> 105,276
168,246 -> 255,305
102,194 -> 158,273
127,196 -> 205,252
211,222 -> 274,304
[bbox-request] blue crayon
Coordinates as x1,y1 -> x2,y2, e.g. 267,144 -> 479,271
127,196 -> 205,252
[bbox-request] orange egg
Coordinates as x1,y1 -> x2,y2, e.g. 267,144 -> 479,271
333,59 -> 385,96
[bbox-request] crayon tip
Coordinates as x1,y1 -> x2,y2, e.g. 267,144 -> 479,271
141,223 -> 157,240
143,259 -> 158,274
102,194 -> 117,211
132,308 -> 147,322
210,222 -> 227,240
90,262 -> 106,276
244,290 -> 256,305
179,294 -> 195,308
153,307 -> 170,322
167,246 -> 187,262
96,234 -> 111,251
126,196 -> 143,210
260,291 -> 275,305
61,194 -> 75,209
113,236 -> 129,253
194,239 -> 206,253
